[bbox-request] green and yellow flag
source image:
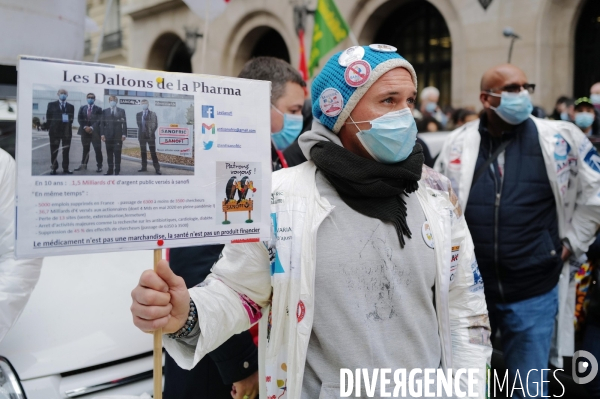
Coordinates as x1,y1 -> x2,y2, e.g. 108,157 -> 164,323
308,0 -> 350,77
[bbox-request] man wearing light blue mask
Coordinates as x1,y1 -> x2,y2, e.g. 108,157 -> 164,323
419,86 -> 447,129
591,82 -> 600,113
236,57 -> 307,169
436,63 -> 600,398
573,97 -> 598,137
589,82 -> 600,135
131,45 -> 492,399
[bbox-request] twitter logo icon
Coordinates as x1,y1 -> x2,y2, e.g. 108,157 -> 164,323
203,141 -> 214,150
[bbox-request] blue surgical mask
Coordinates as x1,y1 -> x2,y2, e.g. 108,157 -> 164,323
59,94 -> 67,101
350,108 -> 418,164
591,94 -> 600,105
142,104 -> 149,110
425,102 -> 437,114
575,112 -> 595,129
87,98 -> 95,105
110,101 -> 117,108
271,105 -> 303,151
560,112 -> 569,121
489,90 -> 533,125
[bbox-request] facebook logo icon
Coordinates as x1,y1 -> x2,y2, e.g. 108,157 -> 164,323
202,105 -> 214,118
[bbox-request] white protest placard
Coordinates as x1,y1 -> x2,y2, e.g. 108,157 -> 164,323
15,56 -> 272,258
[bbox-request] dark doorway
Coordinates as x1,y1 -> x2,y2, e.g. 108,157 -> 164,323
250,29 -> 290,62
166,40 -> 192,73
374,0 -> 451,106
574,0 -> 600,97
147,33 -> 192,73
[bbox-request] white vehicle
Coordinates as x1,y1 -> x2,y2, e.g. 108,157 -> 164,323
0,250 -> 160,399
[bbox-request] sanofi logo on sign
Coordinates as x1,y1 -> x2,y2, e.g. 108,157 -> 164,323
202,105 -> 214,118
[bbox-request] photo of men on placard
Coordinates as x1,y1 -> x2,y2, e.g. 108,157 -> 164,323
31,86 -> 193,176
74,93 -> 103,173
46,88 -> 75,174
136,99 -> 161,175
100,95 -> 127,175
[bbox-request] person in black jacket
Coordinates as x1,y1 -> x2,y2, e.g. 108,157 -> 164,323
164,246 -> 259,399
74,93 -> 103,172
583,233 -> 600,399
100,95 -> 127,175
164,56 -> 307,399
46,88 -> 75,174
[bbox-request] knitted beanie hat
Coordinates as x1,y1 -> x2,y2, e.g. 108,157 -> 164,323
311,45 -> 418,134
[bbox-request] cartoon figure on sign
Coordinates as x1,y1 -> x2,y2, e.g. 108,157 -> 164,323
236,176 -> 256,204
222,175 -> 256,224
225,176 -> 238,204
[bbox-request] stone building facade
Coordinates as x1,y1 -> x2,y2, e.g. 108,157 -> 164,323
85,0 -> 600,112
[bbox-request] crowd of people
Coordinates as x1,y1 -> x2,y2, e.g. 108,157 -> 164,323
129,46 -> 600,399
3,44 -> 600,399
413,84 -> 600,139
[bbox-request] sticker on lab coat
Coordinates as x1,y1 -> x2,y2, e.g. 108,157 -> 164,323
422,221 -> 434,248
450,245 -> 460,285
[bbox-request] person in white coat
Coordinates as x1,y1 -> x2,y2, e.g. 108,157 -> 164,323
130,46 -> 492,399
0,148 -> 43,342
435,63 -> 600,398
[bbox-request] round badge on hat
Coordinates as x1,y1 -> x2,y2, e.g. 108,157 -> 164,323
421,221 -> 435,248
369,44 -> 397,53
319,88 -> 344,117
338,46 -> 365,67
344,60 -> 371,88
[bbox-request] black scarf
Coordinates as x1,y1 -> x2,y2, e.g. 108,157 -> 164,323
310,141 -> 424,247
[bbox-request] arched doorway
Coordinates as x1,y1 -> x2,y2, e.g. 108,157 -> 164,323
574,0 -> 600,97
373,0 -> 452,106
147,33 -> 192,73
231,26 -> 290,75
250,28 -> 290,62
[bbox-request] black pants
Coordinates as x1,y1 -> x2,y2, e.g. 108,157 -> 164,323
49,134 -> 72,171
81,132 -> 103,167
164,353 -> 232,399
105,138 -> 122,172
139,138 -> 160,171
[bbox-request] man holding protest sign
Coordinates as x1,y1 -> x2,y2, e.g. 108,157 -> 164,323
131,46 -> 491,398
100,95 -> 127,175
136,99 -> 161,175
45,88 -> 75,174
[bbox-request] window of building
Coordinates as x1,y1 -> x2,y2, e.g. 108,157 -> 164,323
374,0 -> 452,107
103,0 -> 121,51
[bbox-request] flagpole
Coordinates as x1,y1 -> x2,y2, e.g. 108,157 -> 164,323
200,0 -> 211,73
153,249 -> 163,399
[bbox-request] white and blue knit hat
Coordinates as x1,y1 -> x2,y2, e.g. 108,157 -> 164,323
312,45 -> 418,133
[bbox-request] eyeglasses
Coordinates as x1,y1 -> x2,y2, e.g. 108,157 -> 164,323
487,83 -> 536,95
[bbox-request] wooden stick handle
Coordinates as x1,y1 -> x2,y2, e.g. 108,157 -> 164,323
153,249 -> 163,399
